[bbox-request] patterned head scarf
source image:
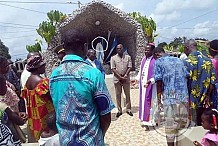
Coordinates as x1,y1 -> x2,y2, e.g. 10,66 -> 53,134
26,55 -> 45,72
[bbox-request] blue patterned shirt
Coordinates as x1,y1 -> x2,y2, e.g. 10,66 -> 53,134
154,55 -> 189,105
183,51 -> 216,109
49,55 -> 115,146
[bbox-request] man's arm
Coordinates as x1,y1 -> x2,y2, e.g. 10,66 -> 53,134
99,113 -> 111,137
93,69 -> 115,138
156,80 -> 163,105
205,66 -> 217,106
0,75 -> 6,95
124,67 -> 131,78
5,107 -> 26,125
124,55 -> 132,78
153,59 -> 163,107
112,69 -> 123,80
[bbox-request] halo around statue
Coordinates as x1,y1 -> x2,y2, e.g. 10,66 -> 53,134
91,36 -> 108,52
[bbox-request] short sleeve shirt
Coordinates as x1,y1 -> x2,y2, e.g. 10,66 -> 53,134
183,51 -> 216,108
110,54 -> 132,82
49,55 -> 115,146
154,55 -> 189,105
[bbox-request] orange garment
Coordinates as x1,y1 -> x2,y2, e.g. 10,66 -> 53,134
22,78 -> 54,141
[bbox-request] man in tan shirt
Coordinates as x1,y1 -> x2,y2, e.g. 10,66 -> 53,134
110,44 -> 133,118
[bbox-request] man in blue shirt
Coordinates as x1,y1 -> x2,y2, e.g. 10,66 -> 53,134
153,47 -> 189,146
184,39 -> 216,126
86,49 -> 105,78
49,29 -> 115,146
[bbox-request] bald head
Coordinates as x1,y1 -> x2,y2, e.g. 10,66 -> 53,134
184,39 -> 197,56
116,44 -> 124,57
87,49 -> 95,55
87,49 -> 96,61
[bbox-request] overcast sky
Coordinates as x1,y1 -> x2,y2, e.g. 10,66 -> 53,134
0,0 -> 217,61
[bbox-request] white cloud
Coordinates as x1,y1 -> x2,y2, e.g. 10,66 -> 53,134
155,0 -> 216,14
1,0 -> 218,59
114,3 -> 124,10
193,21 -> 218,37
165,11 -> 181,21
149,11 -> 180,23
149,13 -> 164,23
150,0 -> 216,23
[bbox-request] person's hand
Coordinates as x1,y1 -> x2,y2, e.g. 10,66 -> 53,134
19,112 -> 28,122
119,77 -> 126,84
203,95 -> 210,108
193,141 -> 202,146
157,98 -> 163,109
120,76 -> 127,81
132,80 -> 137,86
144,80 -> 151,88
123,74 -> 128,79
132,80 -> 136,86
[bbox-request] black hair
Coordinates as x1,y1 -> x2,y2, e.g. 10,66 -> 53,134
150,45 -> 155,51
46,112 -> 58,132
0,56 -> 8,67
202,108 -> 218,131
210,40 -> 218,51
152,46 -> 165,55
27,67 -> 38,73
209,40 -> 218,57
61,29 -> 87,51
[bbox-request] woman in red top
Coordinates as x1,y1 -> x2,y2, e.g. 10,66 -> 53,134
22,55 -> 54,142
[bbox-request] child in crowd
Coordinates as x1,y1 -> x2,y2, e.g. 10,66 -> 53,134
38,112 -> 59,146
193,108 -> 218,146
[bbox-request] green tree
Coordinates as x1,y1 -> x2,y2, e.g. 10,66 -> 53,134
169,37 -> 184,50
197,42 -> 209,56
26,40 -> 42,53
0,39 -> 11,59
128,12 -> 157,43
163,44 -> 174,52
36,21 -> 56,45
36,10 -> 66,48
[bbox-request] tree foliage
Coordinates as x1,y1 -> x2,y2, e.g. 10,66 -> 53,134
26,10 -> 67,52
36,21 -> 56,44
163,44 -> 174,52
158,36 -> 209,55
0,39 -> 11,59
128,12 -> 157,43
26,40 -> 42,53
169,37 -> 186,50
36,10 -> 67,47
47,10 -> 67,26
197,42 -> 209,56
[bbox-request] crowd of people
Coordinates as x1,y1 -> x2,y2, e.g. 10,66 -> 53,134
0,28 -> 218,146
134,40 -> 218,146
